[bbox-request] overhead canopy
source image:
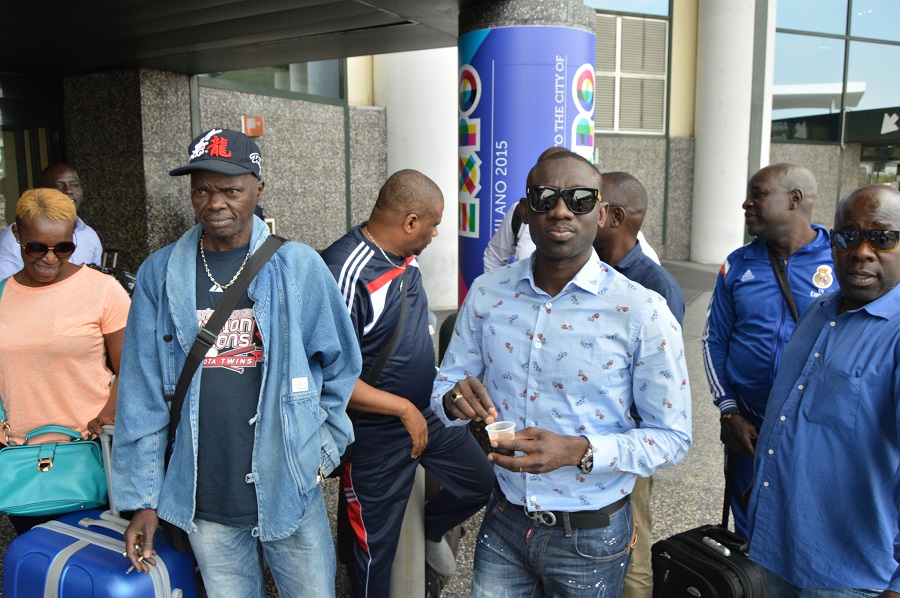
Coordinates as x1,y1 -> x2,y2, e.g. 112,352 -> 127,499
772,81 -> 866,112
0,0 -> 479,76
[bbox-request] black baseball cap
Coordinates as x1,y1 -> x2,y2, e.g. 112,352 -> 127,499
169,128 -> 262,179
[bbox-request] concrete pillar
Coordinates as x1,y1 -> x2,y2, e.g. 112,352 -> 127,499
373,48 -> 458,310
691,0 -> 757,264
456,0 -> 596,301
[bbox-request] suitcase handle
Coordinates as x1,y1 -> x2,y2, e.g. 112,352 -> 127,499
99,424 -> 118,516
79,517 -> 127,535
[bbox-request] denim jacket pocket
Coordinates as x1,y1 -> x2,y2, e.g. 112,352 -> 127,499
281,390 -> 328,489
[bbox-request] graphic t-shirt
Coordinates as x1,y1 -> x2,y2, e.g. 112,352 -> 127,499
194,243 -> 262,525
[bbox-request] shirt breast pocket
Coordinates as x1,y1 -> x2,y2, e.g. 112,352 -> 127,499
802,364 -> 861,430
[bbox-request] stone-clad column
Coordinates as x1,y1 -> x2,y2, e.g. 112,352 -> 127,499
457,0 -> 596,302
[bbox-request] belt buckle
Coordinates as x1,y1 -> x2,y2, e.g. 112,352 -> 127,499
527,509 -> 557,526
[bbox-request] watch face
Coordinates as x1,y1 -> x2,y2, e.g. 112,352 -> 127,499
581,447 -> 594,473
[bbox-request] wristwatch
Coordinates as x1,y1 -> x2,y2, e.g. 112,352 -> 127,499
579,440 -> 594,474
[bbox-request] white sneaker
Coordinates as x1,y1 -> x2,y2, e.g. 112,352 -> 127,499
425,537 -> 457,576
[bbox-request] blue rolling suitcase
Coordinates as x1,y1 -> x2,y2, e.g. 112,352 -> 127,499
2,426 -> 199,597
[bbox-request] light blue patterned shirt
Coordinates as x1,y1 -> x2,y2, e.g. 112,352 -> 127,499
432,252 -> 692,512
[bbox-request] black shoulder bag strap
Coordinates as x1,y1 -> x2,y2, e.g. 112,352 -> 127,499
165,234 -> 286,465
767,245 -> 800,322
365,267 -> 409,386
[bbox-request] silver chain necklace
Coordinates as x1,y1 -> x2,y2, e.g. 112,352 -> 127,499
200,232 -> 252,290
364,226 -> 406,270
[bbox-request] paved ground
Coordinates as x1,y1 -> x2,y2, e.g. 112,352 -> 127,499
0,259 -> 723,597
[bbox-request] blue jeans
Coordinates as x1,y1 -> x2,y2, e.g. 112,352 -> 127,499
472,489 -> 633,598
188,487 -> 335,598
761,566 -> 879,597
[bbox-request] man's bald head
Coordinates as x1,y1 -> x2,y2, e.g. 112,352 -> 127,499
769,162 -> 817,214
372,169 -> 443,224
601,172 -> 648,225
368,169 -> 444,258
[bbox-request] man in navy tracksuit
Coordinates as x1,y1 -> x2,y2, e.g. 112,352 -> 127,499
702,163 -> 836,538
321,169 -> 493,597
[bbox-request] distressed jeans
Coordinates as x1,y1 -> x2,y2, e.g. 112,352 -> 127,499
472,489 -> 633,598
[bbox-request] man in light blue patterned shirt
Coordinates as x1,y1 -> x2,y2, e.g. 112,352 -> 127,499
432,151 -> 692,597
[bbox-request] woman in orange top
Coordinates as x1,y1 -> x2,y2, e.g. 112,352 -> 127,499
0,188 -> 131,534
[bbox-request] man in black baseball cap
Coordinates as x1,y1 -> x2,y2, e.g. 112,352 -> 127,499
116,126 -> 361,596
168,128 -> 264,249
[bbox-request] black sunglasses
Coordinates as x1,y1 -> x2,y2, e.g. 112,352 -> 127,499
830,229 -> 900,252
20,240 -> 77,259
526,186 -> 601,215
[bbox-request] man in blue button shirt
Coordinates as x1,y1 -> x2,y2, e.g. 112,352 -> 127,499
748,184 -> 900,597
432,151 -> 692,598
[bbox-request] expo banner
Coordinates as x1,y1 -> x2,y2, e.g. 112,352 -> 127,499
457,26 -> 596,303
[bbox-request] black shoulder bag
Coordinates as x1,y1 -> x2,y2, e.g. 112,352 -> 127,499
162,234 -> 285,551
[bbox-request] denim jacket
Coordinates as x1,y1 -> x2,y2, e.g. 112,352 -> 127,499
112,218 -> 361,541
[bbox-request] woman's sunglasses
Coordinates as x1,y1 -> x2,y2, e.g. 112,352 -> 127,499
19,241 -> 77,259
525,186 -> 601,215
830,229 -> 900,252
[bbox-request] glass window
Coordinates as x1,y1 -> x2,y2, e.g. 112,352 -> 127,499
776,0 -> 847,35
198,60 -> 343,100
595,14 -> 668,135
847,41 -> 900,112
771,33 -> 846,141
850,0 -> 900,43
583,0 -> 668,17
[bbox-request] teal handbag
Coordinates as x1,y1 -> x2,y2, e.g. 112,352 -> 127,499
0,276 -> 109,516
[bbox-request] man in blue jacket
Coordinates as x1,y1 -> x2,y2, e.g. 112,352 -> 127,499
702,163 -> 835,538
113,128 -> 361,597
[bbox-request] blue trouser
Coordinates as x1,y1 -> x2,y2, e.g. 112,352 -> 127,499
728,448 -> 754,538
341,411 -> 494,597
472,488 -> 634,598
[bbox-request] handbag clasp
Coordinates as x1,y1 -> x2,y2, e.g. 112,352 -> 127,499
38,457 -> 53,472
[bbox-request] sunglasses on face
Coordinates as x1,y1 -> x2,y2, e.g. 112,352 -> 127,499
20,240 -> 77,259
525,186 -> 601,215
830,229 -> 900,252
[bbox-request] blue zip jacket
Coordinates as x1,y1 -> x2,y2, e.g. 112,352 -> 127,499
701,225 -> 836,423
112,218 -> 361,541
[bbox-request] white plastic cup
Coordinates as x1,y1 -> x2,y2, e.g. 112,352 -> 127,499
485,421 -> 516,442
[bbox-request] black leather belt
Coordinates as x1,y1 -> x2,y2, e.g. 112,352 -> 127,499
516,495 -> 629,529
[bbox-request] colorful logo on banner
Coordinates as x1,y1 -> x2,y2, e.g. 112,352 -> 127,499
571,64 -> 595,156
458,64 -> 482,239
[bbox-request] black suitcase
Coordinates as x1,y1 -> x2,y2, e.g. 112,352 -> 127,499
651,452 -> 767,597
652,523 -> 765,597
